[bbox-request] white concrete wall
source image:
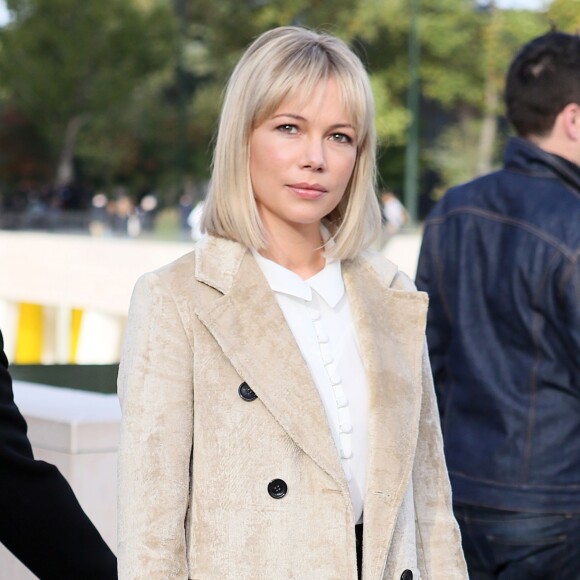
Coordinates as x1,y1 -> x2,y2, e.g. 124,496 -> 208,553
0,231 -> 192,316
0,232 -> 192,362
0,229 -> 421,363
0,382 -> 121,579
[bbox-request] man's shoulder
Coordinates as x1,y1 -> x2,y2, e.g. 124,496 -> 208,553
427,171 -> 503,218
425,165 -> 580,254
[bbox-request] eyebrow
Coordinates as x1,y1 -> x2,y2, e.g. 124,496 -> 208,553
271,113 -> 355,131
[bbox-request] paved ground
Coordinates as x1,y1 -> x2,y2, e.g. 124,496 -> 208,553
381,228 -> 423,282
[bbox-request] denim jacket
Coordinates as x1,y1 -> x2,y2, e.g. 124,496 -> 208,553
416,137 -> 580,513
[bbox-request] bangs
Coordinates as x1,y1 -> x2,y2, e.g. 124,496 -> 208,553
250,48 -> 371,146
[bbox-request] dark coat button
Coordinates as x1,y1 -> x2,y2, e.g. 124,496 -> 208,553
267,479 -> 288,499
238,382 -> 257,401
400,570 -> 413,580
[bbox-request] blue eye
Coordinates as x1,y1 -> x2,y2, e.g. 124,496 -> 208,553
330,133 -> 353,144
277,124 -> 298,134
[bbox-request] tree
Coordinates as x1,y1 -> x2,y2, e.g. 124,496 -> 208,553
0,0 -> 176,189
547,0 -> 580,31
351,1 -> 573,205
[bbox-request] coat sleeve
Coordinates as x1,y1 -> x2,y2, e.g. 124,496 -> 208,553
412,342 -> 467,579
0,331 -> 117,580
389,272 -> 467,578
117,272 -> 194,579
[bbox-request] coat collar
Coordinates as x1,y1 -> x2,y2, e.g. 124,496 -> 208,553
505,136 -> 580,194
194,236 -> 429,578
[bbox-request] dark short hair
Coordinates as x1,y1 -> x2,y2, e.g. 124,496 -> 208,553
505,31 -> 580,137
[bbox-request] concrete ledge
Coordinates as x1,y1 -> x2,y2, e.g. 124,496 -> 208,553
0,382 -> 120,579
15,382 -> 121,452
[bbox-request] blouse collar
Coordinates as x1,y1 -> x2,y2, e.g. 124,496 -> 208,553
250,227 -> 344,307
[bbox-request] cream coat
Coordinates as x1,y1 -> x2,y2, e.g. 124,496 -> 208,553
117,235 -> 467,580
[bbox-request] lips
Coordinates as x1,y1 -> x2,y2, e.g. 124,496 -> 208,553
287,183 -> 328,200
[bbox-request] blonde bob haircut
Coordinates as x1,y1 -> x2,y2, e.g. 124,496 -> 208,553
202,26 -> 381,260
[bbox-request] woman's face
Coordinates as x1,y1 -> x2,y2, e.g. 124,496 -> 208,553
249,77 -> 358,239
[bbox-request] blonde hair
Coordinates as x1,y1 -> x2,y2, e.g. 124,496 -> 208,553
202,26 -> 381,259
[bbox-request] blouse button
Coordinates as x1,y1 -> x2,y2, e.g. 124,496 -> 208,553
338,408 -> 352,433
309,309 -> 321,321
316,329 -> 329,343
340,442 -> 353,459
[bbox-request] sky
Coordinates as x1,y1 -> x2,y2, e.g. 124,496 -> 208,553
0,3 -> 7,25
496,0 -> 550,7
0,0 -> 553,25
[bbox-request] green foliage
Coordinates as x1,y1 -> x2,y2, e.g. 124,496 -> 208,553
548,0 -> 580,31
0,0 -> 578,209
426,114 -> 487,198
0,0 -> 177,186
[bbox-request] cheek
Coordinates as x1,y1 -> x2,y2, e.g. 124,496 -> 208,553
250,141 -> 289,183
338,155 -> 357,187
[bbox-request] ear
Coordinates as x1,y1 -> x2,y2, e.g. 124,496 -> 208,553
561,102 -> 580,142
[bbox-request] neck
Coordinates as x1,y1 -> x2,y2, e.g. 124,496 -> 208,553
530,137 -> 578,166
259,223 -> 325,279
527,117 -> 580,166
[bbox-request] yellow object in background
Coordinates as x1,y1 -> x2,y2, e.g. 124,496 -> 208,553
70,308 -> 83,363
15,303 -> 43,363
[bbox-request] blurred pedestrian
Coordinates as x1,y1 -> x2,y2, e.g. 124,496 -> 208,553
0,330 -> 117,579
117,25 -> 466,580
379,190 -> 409,249
187,198 -> 204,241
89,192 -> 110,237
178,193 -> 193,240
137,192 -> 158,233
416,31 -> 580,579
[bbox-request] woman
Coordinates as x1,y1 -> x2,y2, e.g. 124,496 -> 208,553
117,26 -> 467,580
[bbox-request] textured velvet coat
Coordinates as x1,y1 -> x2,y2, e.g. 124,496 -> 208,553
117,235 -> 467,580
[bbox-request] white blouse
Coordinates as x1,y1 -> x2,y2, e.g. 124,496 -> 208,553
251,249 -> 369,524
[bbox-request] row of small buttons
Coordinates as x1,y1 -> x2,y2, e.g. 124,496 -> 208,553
308,303 -> 354,475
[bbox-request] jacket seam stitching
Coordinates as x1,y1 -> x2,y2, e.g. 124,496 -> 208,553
425,208 -> 576,261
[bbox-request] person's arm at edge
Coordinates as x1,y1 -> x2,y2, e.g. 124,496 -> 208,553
0,330 -> 117,580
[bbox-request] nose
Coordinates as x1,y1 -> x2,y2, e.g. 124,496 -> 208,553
300,137 -> 326,172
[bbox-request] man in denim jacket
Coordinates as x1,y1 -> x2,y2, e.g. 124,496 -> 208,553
416,32 -> 580,579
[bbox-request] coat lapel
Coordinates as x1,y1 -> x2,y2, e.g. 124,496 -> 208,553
193,236 -> 346,490
343,256 -> 428,580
